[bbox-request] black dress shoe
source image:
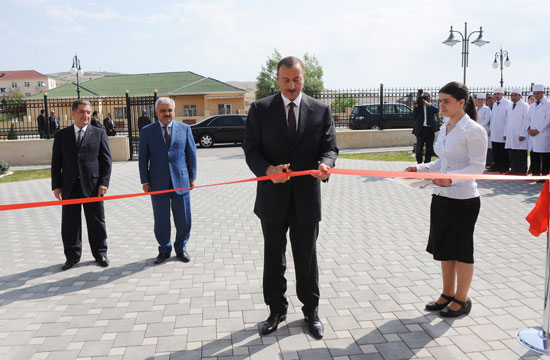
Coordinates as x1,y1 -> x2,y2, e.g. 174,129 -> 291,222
304,315 -> 324,340
154,253 -> 170,264
61,259 -> 80,271
260,312 -> 287,335
176,252 -> 191,263
440,298 -> 472,318
96,256 -> 110,267
425,293 -> 454,311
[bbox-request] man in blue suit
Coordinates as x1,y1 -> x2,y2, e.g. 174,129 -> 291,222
138,97 -> 197,264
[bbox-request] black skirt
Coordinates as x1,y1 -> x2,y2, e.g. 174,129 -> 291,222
427,194 -> 480,264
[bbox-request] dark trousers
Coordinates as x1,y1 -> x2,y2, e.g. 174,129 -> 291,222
492,142 -> 510,172
486,148 -> 494,167
150,191 -> 191,255
531,152 -> 550,175
416,127 -> 435,164
509,149 -> 528,175
61,180 -> 107,261
260,199 -> 319,316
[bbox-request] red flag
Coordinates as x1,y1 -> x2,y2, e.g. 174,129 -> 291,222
526,180 -> 550,237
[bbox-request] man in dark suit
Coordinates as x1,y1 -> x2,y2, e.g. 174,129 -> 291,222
91,111 -> 102,128
138,110 -> 151,131
49,110 -> 59,136
103,112 -> 116,136
37,109 -> 46,139
51,99 -> 112,271
412,91 -> 440,164
243,56 -> 338,340
139,97 -> 197,265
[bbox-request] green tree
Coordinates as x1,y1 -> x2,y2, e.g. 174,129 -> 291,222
8,91 -> 24,105
255,50 -> 324,100
7,123 -> 18,140
332,96 -> 357,113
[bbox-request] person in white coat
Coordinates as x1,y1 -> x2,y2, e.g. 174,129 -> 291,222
527,84 -> 550,181
488,88 -> 512,173
504,89 -> 530,175
476,93 -> 493,168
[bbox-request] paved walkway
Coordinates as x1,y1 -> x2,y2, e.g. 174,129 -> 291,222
0,145 -> 547,359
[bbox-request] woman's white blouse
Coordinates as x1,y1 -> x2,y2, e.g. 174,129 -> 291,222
416,114 -> 488,199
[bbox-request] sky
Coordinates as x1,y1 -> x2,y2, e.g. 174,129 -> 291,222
2,0 -> 549,89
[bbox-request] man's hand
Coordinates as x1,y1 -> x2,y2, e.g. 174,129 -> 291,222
142,184 -> 151,193
312,163 -> 330,181
266,164 -> 291,183
405,166 -> 417,172
98,185 -> 108,197
433,178 -> 452,187
53,188 -> 62,200
190,180 -> 195,189
530,129 -> 540,136
519,136 -> 526,141
503,136 -> 506,141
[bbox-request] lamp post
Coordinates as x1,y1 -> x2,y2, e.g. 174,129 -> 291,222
70,54 -> 84,99
442,22 -> 490,85
492,48 -> 511,87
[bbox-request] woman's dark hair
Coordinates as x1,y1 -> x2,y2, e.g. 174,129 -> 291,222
439,81 -> 477,121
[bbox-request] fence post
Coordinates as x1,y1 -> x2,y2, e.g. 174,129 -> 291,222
379,83 -> 384,130
43,93 -> 49,139
153,90 -> 158,122
125,90 -> 133,160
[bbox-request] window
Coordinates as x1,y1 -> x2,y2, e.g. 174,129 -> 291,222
218,104 -> 232,115
366,105 -> 380,114
25,93 -> 31,97
0,88 -> 6,93
24,82 -> 30,87
382,105 -> 395,114
37,81 -> 45,87
11,82 -> 17,89
395,105 -> 412,114
183,104 -> 197,117
114,107 -> 127,119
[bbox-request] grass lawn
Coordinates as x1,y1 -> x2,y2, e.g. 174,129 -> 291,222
339,151 -> 416,162
0,169 -> 51,183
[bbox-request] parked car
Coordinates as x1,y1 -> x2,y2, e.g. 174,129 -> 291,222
349,104 -> 414,130
190,114 -> 247,148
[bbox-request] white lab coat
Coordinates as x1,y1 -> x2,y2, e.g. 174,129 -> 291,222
489,98 -> 512,143
477,105 -> 491,149
527,97 -> 550,153
504,100 -> 529,150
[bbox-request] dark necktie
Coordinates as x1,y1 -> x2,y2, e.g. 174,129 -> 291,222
537,100 -> 541,106
76,129 -> 83,147
288,102 -> 297,144
513,103 -> 516,109
163,125 -> 171,147
497,101 -> 500,105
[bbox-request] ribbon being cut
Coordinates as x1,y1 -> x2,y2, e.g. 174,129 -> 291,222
0,168 -> 548,236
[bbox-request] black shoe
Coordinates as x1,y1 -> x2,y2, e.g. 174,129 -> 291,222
260,312 -> 287,335
61,259 -> 80,271
96,256 -> 110,267
176,252 -> 191,263
425,293 -> 454,311
154,253 -> 170,264
440,298 -> 472,318
304,315 -> 324,340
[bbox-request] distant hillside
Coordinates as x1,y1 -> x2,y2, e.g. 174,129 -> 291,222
47,71 -> 121,87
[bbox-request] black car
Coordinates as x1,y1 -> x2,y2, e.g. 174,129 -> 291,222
190,114 -> 247,148
349,104 -> 413,130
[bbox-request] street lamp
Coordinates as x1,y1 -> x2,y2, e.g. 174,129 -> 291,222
492,48 -> 511,87
70,54 -> 84,99
442,22 -> 489,84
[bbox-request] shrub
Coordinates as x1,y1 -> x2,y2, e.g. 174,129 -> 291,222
0,160 -> 9,175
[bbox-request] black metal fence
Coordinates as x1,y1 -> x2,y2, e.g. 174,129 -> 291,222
318,85 -> 548,129
0,93 -> 157,159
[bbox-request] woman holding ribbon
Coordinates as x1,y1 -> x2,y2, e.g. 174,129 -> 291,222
405,81 -> 488,317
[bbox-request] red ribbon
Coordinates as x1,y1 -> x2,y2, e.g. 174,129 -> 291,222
1,169 -> 548,222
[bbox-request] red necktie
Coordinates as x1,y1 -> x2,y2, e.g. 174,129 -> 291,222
163,125 -> 171,147
288,102 -> 296,144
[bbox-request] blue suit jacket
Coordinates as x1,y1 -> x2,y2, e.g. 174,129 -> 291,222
138,120 -> 197,195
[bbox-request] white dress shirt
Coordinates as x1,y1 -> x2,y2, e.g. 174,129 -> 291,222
74,124 -> 89,143
504,100 -> 529,150
281,92 -> 302,130
416,114 -> 488,199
